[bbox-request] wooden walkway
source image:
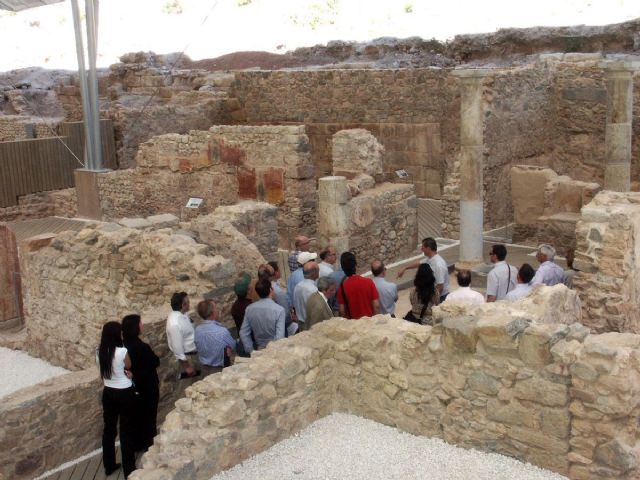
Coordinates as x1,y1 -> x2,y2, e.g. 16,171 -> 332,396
38,448 -> 132,480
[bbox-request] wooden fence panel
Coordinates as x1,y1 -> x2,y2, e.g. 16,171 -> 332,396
0,119 -> 116,207
59,119 -> 117,170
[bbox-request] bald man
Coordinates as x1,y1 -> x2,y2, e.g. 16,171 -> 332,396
288,235 -> 311,273
371,260 -> 398,316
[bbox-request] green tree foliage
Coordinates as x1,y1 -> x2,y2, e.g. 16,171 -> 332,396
162,0 -> 184,15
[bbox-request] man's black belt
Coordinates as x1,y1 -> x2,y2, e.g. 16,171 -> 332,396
185,351 -> 198,356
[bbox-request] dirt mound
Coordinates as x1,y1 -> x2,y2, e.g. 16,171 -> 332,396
187,51 -> 333,71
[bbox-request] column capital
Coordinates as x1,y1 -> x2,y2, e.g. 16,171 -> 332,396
600,60 -> 640,73
451,68 -> 493,80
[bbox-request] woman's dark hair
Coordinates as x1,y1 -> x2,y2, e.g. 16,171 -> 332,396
414,263 -> 436,306
340,251 -> 357,276
121,314 -> 141,344
98,321 -> 123,380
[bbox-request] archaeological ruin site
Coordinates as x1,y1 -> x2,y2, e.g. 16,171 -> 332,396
2,12 -> 640,480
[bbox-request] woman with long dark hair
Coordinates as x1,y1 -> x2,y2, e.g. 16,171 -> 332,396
122,314 -> 160,452
407,263 -> 440,325
97,321 -> 136,478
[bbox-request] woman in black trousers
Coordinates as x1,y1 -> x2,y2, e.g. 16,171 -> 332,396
98,321 -> 137,478
122,314 -> 160,452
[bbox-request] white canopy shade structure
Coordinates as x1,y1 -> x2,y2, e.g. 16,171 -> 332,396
0,0 -> 64,11
0,0 -> 104,171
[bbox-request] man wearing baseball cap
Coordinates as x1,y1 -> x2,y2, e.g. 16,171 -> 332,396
287,251 -> 318,320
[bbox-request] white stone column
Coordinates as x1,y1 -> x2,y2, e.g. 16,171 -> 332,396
317,176 -> 350,255
452,69 -> 489,267
602,60 -> 638,192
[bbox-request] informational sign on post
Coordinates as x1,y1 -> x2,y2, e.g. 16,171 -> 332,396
186,197 -> 203,209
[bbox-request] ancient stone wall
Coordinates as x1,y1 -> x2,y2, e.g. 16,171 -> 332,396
302,122 -> 442,198
133,291 -> 640,480
97,125 -> 315,245
96,130 -> 238,220
483,67 -> 555,231
106,54 -> 245,168
347,183 -> 417,267
0,188 -> 77,223
233,69 -> 460,233
19,223 -> 238,370
0,369 -> 102,480
511,165 -> 600,250
318,166 -> 417,268
574,191 -> 640,333
550,58 -> 640,186
0,115 -> 61,141
212,202 -> 279,261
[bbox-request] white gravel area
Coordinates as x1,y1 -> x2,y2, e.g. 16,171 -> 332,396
0,346 -> 69,399
211,413 -> 567,480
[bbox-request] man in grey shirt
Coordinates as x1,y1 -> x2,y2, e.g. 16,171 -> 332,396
240,279 -> 285,354
371,259 -> 398,316
398,237 -> 450,302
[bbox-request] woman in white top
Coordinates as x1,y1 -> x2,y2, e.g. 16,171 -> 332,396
97,321 -> 136,478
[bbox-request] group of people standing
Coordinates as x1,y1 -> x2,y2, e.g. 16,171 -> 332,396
95,234 -> 573,478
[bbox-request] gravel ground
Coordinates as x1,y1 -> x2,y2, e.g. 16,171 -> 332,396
211,414 -> 567,480
0,346 -> 69,399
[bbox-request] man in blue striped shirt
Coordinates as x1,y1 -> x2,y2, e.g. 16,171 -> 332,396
240,279 -> 286,354
195,299 -> 236,377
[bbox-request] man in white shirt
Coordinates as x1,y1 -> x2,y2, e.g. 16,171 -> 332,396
445,270 -> 484,305
506,264 -> 536,301
486,244 -> 518,302
318,246 -> 337,278
532,244 -> 565,286
398,237 -> 450,302
293,261 -> 319,330
166,291 -> 198,378
371,259 -> 398,315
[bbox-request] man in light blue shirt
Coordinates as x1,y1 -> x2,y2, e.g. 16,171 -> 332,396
287,251 -> 318,308
371,260 -> 398,316
293,261 -> 319,329
532,244 -> 564,286
240,279 -> 286,354
194,299 -> 236,377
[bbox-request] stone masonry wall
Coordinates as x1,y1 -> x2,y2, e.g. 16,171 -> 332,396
97,126 -> 315,246
212,202 -> 279,261
348,183 -> 417,268
0,116 -> 61,141
302,122 -> 443,198
20,223 -> 236,370
233,69 -> 461,234
133,290 -> 640,480
0,188 -> 77,223
483,66 -> 555,231
574,191 -> 640,333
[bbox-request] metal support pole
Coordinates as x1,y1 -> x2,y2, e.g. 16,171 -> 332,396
85,0 -> 103,170
70,0 -> 94,170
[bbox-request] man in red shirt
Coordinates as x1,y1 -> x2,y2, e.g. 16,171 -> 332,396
336,252 -> 380,319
